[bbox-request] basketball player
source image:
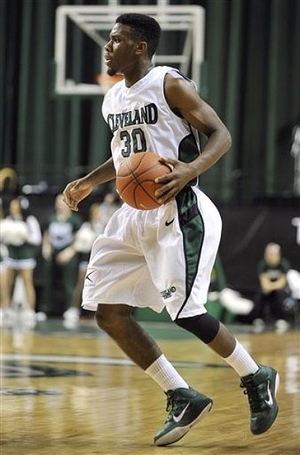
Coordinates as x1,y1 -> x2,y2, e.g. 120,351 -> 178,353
63,14 -> 279,446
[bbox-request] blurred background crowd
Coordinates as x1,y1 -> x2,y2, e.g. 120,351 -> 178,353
1,0 -> 300,333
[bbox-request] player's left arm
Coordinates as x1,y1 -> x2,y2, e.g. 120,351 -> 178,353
155,74 -> 231,203
63,157 -> 116,211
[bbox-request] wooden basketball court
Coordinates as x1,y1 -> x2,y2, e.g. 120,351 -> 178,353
1,318 -> 299,454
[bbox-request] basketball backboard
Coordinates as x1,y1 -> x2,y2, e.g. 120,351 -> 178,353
54,4 -> 205,96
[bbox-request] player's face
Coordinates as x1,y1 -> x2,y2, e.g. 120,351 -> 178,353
104,23 -> 140,76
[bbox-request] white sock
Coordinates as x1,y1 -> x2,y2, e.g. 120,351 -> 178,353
224,340 -> 259,377
145,354 -> 189,392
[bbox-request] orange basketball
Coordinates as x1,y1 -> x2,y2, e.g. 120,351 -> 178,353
116,152 -> 171,210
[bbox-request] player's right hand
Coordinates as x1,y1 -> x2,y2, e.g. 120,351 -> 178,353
63,178 -> 94,211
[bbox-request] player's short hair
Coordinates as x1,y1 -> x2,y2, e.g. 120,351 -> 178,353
116,13 -> 161,58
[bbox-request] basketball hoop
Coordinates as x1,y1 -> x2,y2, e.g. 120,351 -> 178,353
54,5 -> 205,96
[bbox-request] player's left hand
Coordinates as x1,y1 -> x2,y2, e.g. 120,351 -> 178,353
154,157 -> 197,204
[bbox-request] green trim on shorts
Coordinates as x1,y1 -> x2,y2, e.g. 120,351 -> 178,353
175,187 -> 204,318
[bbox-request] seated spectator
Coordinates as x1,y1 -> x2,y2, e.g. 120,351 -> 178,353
250,243 -> 292,332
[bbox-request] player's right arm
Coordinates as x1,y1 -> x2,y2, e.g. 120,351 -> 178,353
63,157 -> 116,211
155,74 -> 231,204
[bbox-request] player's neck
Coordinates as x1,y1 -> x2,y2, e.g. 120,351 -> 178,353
124,62 -> 154,88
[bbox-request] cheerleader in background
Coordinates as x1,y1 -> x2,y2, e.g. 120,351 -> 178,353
0,200 -> 9,326
0,197 -> 42,327
62,203 -> 108,327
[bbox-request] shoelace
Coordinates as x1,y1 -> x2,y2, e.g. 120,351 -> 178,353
240,382 -> 265,413
165,391 -> 184,422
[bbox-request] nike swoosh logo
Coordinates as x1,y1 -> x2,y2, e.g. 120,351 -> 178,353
265,380 -> 273,406
173,403 -> 190,423
165,218 -> 175,227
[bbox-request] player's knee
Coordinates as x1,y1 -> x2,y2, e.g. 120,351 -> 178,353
95,305 -> 116,332
95,304 -> 132,334
175,313 -> 220,344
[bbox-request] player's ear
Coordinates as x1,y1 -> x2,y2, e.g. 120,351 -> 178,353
136,41 -> 147,56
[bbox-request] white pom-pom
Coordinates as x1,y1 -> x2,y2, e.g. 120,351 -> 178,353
219,288 -> 254,315
74,227 -> 96,253
0,219 -> 29,246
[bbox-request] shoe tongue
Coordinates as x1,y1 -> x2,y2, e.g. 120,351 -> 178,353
166,390 -> 174,397
242,369 -> 263,386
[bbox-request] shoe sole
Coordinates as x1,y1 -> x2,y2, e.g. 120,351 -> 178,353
154,400 -> 213,446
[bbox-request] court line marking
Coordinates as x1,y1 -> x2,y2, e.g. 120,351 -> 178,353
1,353 -> 228,369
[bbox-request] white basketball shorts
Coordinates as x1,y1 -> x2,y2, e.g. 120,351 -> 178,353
82,186 -> 222,321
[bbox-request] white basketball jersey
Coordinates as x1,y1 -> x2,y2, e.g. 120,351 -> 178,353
83,67 -> 222,318
102,66 -> 201,178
